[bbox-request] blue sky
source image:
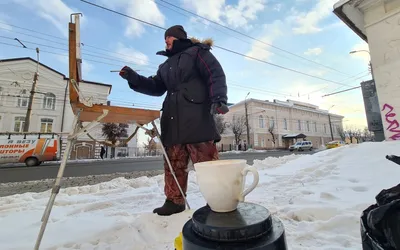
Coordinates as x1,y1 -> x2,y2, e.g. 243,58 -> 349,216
0,0 -> 372,137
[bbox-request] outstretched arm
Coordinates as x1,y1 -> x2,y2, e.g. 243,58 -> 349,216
196,49 -> 228,104
121,66 -> 167,97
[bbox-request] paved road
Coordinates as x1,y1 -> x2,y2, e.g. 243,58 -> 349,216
0,151 -> 315,183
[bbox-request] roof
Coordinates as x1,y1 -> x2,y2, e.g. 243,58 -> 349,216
332,0 -> 368,42
229,98 -> 344,118
282,133 -> 307,139
0,57 -> 113,90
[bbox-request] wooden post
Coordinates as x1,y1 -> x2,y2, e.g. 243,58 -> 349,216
23,48 -> 40,132
68,13 -> 82,105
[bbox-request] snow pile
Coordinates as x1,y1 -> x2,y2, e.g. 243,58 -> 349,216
1,141 -> 400,249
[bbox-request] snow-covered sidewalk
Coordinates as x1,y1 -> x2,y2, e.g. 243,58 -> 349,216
0,141 -> 399,249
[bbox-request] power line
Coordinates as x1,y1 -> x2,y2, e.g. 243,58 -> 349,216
322,86 -> 361,97
150,0 -> 338,75
0,38 -> 296,98
153,0 -> 352,77
79,0 -> 353,87
300,71 -> 370,97
0,19 -> 359,97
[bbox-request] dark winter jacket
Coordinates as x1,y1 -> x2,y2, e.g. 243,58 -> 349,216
126,38 -> 228,147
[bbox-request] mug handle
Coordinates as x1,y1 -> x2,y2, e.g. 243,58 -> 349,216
238,166 -> 259,202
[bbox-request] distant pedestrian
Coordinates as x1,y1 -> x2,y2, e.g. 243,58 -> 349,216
100,146 -> 105,160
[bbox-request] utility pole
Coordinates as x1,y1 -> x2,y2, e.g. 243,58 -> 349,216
23,47 -> 40,132
244,92 -> 250,148
326,104 -> 335,141
328,113 -> 334,141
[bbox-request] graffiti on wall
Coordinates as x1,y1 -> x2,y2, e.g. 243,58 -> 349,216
382,104 -> 400,140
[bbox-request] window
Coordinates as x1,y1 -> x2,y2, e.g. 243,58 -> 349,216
324,124 -> 327,134
17,89 -> 28,107
43,93 -> 56,110
40,118 -> 53,133
0,86 -> 3,104
306,121 -> 310,132
14,116 -> 25,132
283,118 -> 288,130
314,122 -> 317,132
298,120 -> 301,130
269,117 -> 275,129
259,115 -> 264,128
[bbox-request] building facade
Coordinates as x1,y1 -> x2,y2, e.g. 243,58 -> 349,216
0,57 -> 138,159
333,0 -> 400,141
219,98 -> 344,149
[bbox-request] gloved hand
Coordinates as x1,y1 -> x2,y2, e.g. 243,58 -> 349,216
119,66 -> 135,80
210,102 -> 229,115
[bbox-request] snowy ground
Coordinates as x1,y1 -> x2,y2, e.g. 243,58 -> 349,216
1,141 -> 400,249
0,170 -> 164,197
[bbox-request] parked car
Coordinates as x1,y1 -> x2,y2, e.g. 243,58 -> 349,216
326,140 -> 346,149
289,141 -> 313,151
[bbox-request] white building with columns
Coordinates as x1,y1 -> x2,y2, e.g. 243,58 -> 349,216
0,57 -> 138,159
219,98 -> 344,149
333,0 -> 400,141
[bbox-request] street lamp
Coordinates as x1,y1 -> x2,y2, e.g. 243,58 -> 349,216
349,50 -> 373,78
244,92 -> 250,148
328,105 -> 335,141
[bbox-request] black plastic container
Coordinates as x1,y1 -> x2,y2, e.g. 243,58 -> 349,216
182,202 -> 287,250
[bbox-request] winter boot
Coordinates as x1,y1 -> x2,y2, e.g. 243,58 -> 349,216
153,200 -> 185,216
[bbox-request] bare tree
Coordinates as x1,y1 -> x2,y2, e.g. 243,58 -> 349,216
337,126 -> 346,141
214,114 -> 227,135
268,122 -> 276,147
143,137 -> 157,155
344,126 -> 362,143
229,115 -> 247,145
363,127 -> 374,141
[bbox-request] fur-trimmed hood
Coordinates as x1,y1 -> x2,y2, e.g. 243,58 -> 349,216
189,37 -> 214,47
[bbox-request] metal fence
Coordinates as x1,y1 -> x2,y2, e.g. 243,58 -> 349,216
105,147 -> 163,159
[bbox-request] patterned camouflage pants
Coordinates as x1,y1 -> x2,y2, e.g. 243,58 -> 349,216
163,141 -> 219,205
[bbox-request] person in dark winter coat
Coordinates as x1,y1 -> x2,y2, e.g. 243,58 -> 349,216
119,25 -> 229,216
100,146 -> 105,160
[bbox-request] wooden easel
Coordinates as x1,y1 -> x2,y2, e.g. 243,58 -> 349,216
34,13 -> 161,249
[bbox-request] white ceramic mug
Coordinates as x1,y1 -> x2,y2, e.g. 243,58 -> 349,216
194,159 -> 259,212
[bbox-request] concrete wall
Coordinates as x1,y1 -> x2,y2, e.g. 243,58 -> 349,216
363,1 -> 400,140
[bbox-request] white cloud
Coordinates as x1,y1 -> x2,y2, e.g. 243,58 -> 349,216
273,3 -> 283,12
350,42 -> 370,64
54,54 -> 94,77
181,0 -> 266,29
245,20 -> 285,61
0,13 -> 12,31
182,0 -> 225,23
307,69 -> 327,76
11,0 -> 82,37
291,0 -> 338,34
114,42 -> 149,66
82,61 -> 94,76
99,0 -> 165,38
304,47 -> 323,56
